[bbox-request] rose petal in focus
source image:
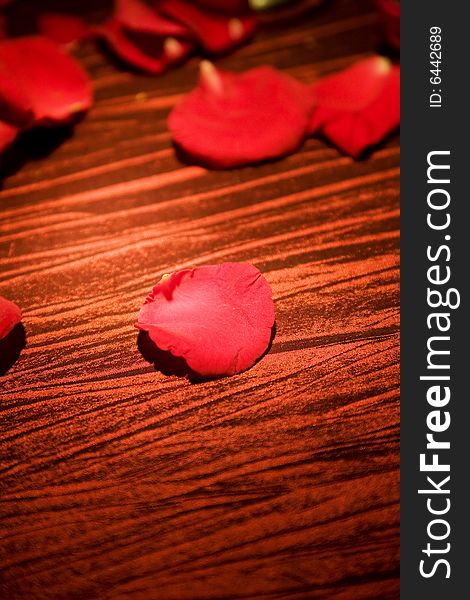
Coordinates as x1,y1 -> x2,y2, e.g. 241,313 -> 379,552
136,263 -> 275,378
0,36 -> 92,127
158,0 -> 257,54
38,13 -> 91,48
308,56 -> 400,157
0,296 -> 21,341
169,62 -> 313,167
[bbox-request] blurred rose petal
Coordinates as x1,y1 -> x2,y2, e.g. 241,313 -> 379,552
38,13 -> 91,48
169,61 -> 313,167
308,56 -> 400,157
93,18 -> 193,74
0,67 -> 33,126
0,36 -> 92,127
92,0 -> 194,74
116,0 -> 191,38
159,0 -> 257,54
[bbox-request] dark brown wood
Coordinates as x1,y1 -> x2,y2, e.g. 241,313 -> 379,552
0,1 -> 399,598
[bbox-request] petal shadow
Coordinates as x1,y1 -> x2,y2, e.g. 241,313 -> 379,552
0,125 -> 74,183
137,322 -> 276,383
137,330 -> 203,382
0,322 -> 26,376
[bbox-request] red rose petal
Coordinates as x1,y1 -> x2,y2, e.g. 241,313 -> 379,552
0,36 -> 92,127
308,56 -> 400,157
136,263 -> 275,378
94,17 -> 193,74
321,66 -> 400,157
158,0 -> 257,54
0,296 -> 21,341
308,56 -> 392,127
92,0 -> 194,74
116,0 -> 190,38
169,61 -> 313,167
0,66 -> 33,127
38,13 -> 91,48
1,38 -> 34,127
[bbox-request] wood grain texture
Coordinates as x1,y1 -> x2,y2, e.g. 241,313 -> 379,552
0,1 -> 399,598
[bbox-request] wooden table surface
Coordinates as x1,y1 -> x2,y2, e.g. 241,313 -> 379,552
0,1 -> 400,598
